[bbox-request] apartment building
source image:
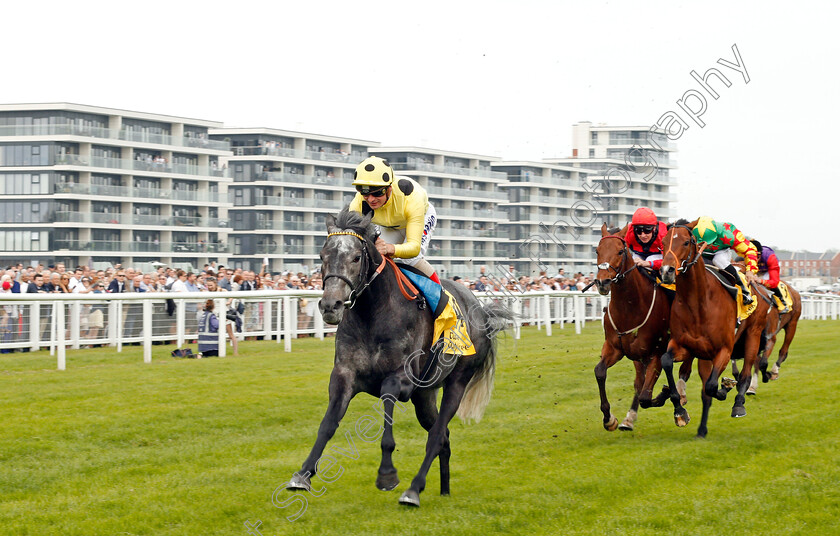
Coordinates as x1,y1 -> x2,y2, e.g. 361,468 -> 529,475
0,103 -> 232,271
0,104 -> 678,279
208,128 -> 375,273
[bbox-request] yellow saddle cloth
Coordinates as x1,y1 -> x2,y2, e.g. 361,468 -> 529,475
736,272 -> 758,322
433,290 -> 476,356
773,282 -> 793,312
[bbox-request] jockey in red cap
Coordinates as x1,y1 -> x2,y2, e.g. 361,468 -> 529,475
625,207 -> 668,270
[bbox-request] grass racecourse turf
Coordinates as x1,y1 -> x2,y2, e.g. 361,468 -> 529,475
1,321 -> 839,535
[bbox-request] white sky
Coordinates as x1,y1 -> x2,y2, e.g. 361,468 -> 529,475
3,1 -> 837,251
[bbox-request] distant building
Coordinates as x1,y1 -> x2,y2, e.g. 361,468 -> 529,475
776,250 -> 836,280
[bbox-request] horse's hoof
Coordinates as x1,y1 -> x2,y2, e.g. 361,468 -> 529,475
675,410 -> 690,427
731,405 -> 747,418
746,389 -> 756,396
376,471 -> 400,491
399,489 -> 420,507
769,371 -> 779,381
721,377 -> 737,391
604,415 -> 619,431
618,419 -> 634,432
286,473 -> 312,492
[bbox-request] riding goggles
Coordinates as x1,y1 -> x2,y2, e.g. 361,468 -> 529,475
356,185 -> 388,197
634,225 -> 655,234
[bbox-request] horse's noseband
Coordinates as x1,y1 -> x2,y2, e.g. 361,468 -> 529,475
595,236 -> 636,285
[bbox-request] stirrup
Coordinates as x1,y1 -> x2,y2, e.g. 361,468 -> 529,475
742,293 -> 753,305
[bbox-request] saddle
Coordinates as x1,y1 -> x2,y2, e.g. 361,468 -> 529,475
704,265 -> 758,323
398,263 -> 475,357
704,265 -> 739,301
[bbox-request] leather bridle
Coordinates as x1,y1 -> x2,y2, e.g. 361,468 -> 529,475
321,231 -> 386,309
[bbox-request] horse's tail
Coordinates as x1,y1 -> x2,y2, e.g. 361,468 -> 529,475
457,301 -> 514,424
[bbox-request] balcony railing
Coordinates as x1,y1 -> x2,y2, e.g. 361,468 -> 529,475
48,154 -> 227,177
53,211 -> 227,228
390,162 -> 506,180
0,124 -> 230,151
53,182 -> 223,203
245,196 -> 346,210
437,228 -> 509,239
53,240 -> 228,253
231,145 -> 364,163
436,207 -> 507,219
254,171 -> 347,188
426,185 -> 508,200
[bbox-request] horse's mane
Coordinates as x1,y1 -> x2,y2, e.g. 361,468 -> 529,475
335,207 -> 376,242
669,218 -> 691,229
607,226 -> 622,235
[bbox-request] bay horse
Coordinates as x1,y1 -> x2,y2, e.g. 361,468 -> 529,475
760,283 -> 802,381
286,208 -> 512,507
593,224 -> 688,432
752,281 -> 802,386
659,219 -> 770,438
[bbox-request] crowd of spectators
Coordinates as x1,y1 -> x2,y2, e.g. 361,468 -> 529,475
0,262 -> 324,296
451,267 -> 598,294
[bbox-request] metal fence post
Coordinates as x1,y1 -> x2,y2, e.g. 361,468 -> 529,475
56,300 -> 66,370
143,300 -> 153,363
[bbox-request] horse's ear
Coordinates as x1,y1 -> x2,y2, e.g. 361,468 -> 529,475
325,213 -> 338,233
600,223 -> 609,237
360,212 -> 375,239
616,224 -> 628,237
687,218 -> 699,230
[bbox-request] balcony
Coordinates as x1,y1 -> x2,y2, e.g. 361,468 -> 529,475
436,207 -> 507,220
53,182 -> 223,203
390,162 -> 506,180
53,240 -> 228,253
0,124 -> 230,151
255,171 -> 347,188
249,220 -> 323,232
53,211 -> 226,228
246,196 -> 346,210
47,154 -> 227,177
437,228 -> 509,239
231,145 -> 362,163
426,185 -> 507,201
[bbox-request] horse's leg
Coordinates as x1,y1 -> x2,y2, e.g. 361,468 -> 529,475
696,360 -> 714,439
762,314 -> 782,381
411,388 -> 451,496
733,331 -> 761,417
677,358 -> 693,405
375,375 -> 404,491
400,376 -> 468,507
619,360 -> 644,431
704,348 -> 734,402
644,356 -> 670,408
772,318 -> 798,380
661,344 -> 690,427
288,369 -> 355,491
594,342 -> 623,431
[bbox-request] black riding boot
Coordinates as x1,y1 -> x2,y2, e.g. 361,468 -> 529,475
772,286 -> 789,312
724,265 -> 753,305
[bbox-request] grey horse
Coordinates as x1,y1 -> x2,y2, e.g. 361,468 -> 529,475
286,208 -> 511,507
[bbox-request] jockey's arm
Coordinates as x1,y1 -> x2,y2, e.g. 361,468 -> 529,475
392,209 -> 424,258
733,230 -> 758,273
763,254 -> 781,288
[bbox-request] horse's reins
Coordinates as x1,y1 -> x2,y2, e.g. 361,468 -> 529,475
322,230 -> 419,309
593,235 -> 658,339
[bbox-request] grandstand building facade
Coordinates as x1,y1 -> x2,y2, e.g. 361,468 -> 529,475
0,104 -> 678,276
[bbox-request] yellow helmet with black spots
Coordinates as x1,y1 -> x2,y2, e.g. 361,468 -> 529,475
352,156 -> 394,188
